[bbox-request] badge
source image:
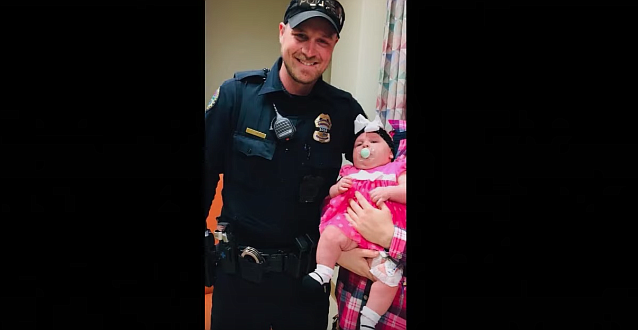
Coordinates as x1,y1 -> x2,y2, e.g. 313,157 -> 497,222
313,113 -> 332,143
206,87 -> 220,112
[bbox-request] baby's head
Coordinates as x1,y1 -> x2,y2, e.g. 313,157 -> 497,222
352,115 -> 394,170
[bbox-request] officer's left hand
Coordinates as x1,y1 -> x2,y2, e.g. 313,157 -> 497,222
345,191 -> 394,249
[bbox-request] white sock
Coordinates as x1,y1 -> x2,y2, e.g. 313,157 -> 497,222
309,264 -> 334,284
360,306 -> 381,329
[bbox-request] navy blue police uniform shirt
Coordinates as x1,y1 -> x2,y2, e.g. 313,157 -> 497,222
204,57 -> 366,248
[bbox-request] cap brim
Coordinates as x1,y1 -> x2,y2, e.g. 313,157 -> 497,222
288,11 -> 340,37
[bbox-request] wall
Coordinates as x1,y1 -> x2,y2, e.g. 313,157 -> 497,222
330,0 -> 387,118
205,0 -> 290,105
205,0 -> 387,119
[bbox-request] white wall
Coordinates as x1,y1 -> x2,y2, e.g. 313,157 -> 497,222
205,0 -> 290,105
331,0 -> 387,119
205,0 -> 388,117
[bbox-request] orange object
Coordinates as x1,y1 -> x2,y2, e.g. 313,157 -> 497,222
205,174 -> 223,329
207,174 -> 224,240
205,291 -> 213,330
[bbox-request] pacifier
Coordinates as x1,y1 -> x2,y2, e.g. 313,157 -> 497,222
360,148 -> 370,159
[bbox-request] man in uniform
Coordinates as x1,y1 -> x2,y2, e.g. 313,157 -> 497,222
204,1 -> 366,329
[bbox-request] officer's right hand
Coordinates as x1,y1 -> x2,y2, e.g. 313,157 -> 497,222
337,248 -> 379,281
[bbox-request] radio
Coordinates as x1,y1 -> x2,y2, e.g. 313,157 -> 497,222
271,103 -> 296,141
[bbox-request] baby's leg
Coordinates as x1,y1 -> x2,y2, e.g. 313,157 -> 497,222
316,224 -> 358,267
360,283 -> 399,329
304,225 -> 357,290
367,281 -> 400,318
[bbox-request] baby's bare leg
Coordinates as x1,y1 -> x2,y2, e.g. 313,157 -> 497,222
316,224 -> 358,267
367,281 -> 399,316
304,225 -> 358,290
359,282 -> 399,329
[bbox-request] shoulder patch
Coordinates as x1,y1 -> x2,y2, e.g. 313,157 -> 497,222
206,87 -> 220,112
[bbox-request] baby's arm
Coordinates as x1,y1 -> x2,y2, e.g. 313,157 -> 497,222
392,172 -> 406,203
369,171 -> 406,205
329,176 -> 353,198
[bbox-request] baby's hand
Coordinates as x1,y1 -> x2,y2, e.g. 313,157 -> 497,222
369,186 -> 391,206
337,177 -> 353,194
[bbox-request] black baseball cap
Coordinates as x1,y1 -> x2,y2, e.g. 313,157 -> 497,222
284,0 -> 345,37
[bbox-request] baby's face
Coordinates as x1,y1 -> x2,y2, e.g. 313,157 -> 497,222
352,132 -> 393,170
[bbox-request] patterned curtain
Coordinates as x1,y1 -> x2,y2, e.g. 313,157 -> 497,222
376,0 -> 406,129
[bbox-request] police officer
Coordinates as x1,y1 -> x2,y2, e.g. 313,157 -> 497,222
204,1 -> 366,329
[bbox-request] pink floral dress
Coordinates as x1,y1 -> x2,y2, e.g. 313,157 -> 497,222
319,160 -> 407,252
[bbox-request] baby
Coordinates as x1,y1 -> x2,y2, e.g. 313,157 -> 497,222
303,114 -> 406,330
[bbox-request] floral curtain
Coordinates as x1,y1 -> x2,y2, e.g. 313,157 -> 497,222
376,0 -> 406,130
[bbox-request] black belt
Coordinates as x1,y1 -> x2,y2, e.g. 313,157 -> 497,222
215,232 -> 317,283
236,245 -> 294,273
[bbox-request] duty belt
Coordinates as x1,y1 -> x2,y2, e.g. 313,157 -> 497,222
236,245 -> 294,273
214,222 -> 317,283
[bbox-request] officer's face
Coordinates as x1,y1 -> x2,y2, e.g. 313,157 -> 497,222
352,132 -> 394,170
279,18 -> 338,92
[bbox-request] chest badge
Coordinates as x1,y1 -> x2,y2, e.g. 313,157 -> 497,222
313,113 -> 332,143
206,87 -> 220,112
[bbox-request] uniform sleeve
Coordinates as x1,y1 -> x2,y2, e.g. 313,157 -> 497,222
204,79 -> 236,227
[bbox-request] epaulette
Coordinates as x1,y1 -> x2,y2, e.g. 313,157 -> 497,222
233,68 -> 269,82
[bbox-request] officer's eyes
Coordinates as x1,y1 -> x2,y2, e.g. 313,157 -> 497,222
293,33 -> 331,46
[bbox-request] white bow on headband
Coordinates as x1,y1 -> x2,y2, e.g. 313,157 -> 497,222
354,114 -> 393,134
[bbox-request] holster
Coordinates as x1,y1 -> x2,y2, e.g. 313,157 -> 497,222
285,233 -> 317,278
216,222 -> 238,275
204,229 -> 218,287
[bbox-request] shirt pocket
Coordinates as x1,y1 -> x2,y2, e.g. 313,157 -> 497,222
231,133 -> 277,187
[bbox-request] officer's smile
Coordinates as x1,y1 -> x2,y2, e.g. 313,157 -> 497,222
297,58 -> 318,66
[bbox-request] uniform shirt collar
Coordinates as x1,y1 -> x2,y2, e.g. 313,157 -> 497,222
258,57 -> 329,99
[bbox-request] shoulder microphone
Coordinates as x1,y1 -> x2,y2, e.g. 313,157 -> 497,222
270,103 -> 296,141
